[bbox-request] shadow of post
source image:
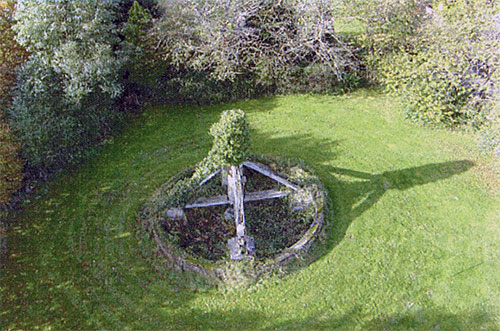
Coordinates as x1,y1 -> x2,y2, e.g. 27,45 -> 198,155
323,160 -> 475,251
251,130 -> 475,264
152,305 -> 495,330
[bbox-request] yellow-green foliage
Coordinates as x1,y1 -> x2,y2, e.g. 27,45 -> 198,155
207,109 -> 249,167
0,1 -> 29,109
194,109 -> 250,179
0,121 -> 23,205
0,1 -> 26,206
378,0 -> 499,127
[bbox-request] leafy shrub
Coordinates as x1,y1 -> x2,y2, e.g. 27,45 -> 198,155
152,0 -> 359,98
380,1 -> 499,127
10,56 -> 125,174
206,109 -> 250,167
339,0 -> 431,82
14,1 -> 124,102
348,0 -> 499,127
8,0 -> 125,175
193,109 -> 250,181
363,0 -> 431,55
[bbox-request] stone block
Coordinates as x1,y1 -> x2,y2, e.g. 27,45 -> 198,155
228,237 -> 243,260
165,208 -> 185,220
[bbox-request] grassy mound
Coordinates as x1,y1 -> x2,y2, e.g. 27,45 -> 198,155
2,89 -> 499,329
138,156 -> 326,282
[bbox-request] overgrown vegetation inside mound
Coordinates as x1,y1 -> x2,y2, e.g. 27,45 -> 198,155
145,156 -> 325,263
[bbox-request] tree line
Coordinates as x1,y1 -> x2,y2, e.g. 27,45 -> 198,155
1,0 -> 499,218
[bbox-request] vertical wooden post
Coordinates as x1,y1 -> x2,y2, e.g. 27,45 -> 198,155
229,166 -> 245,236
227,165 -> 249,260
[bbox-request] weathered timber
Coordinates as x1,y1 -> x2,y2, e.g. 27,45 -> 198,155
185,189 -> 288,209
183,160 -> 302,260
229,165 -> 245,238
221,168 -> 228,186
228,235 -> 255,260
228,165 -> 250,259
243,161 -> 299,191
245,189 -> 289,202
228,237 -> 242,260
198,169 -> 221,186
185,195 -> 230,208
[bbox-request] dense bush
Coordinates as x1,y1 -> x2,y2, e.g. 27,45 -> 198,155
380,1 -> 499,127
10,57 -> 124,174
337,0 -> 431,82
8,0 -> 126,175
363,0 -> 430,55
152,0 -> 359,99
346,0 -> 499,129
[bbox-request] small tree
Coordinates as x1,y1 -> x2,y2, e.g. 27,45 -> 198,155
9,0 -> 125,174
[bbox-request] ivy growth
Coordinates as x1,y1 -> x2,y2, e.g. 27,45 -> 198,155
208,109 -> 250,167
155,109 -> 250,209
193,109 -> 250,180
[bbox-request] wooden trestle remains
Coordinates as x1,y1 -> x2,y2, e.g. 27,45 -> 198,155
172,161 -> 299,260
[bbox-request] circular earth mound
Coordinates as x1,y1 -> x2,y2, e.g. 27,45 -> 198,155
138,156 -> 327,282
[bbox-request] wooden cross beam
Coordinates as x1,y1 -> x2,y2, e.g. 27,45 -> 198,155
178,161 -> 298,260
185,189 -> 289,208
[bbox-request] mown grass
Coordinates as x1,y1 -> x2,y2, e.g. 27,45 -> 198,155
1,89 -> 499,329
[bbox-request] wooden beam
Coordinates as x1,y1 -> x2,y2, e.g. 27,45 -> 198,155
198,169 -> 222,186
185,195 -> 230,208
229,165 -> 246,238
185,189 -> 289,209
245,189 -> 289,202
243,161 -> 299,191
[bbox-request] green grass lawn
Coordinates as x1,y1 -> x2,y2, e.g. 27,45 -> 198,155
2,89 -> 499,330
